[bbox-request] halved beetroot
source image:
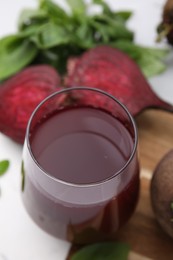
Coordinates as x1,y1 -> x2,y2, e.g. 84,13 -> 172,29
0,65 -> 62,143
66,45 -> 173,116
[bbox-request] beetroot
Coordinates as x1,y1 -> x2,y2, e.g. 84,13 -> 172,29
0,65 -> 61,143
157,0 -> 173,45
66,45 -> 173,116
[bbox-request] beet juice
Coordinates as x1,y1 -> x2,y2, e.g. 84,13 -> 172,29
22,87 -> 139,244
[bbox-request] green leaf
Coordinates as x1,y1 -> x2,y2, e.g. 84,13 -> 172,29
114,11 -> 133,22
114,40 -> 141,60
18,8 -> 48,30
0,160 -> 10,176
0,35 -> 38,80
39,0 -> 69,24
73,18 -> 97,48
21,161 -> 25,192
91,16 -> 134,42
19,24 -> 48,37
66,0 -> 86,15
142,46 -> 169,59
31,22 -> 70,49
92,0 -> 112,16
93,0 -> 132,23
114,40 -> 169,77
71,242 -> 130,260
137,50 -> 168,78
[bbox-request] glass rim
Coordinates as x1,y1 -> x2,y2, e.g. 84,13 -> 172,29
26,86 -> 138,188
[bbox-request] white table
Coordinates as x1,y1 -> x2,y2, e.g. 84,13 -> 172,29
0,1 -> 172,260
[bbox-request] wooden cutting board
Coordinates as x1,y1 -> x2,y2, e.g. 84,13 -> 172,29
67,109 -> 173,260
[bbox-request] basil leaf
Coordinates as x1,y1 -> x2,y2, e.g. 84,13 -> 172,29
113,11 -> 133,23
91,16 -> 134,42
40,0 -> 70,24
0,35 -> 38,80
19,24 -> 48,37
142,46 -> 170,59
137,50 -> 168,78
66,0 -> 86,16
114,40 -> 141,60
18,8 -> 48,30
71,242 -> 130,260
92,0 -> 112,16
0,160 -> 10,176
114,40 -> 169,77
21,161 -> 25,192
31,22 -> 70,49
93,0 -> 132,24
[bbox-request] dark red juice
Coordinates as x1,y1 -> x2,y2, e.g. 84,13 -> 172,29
22,107 -> 139,243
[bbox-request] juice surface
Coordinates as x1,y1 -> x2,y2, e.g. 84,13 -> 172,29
30,107 -> 133,184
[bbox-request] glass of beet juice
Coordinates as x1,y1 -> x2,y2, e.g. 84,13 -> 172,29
21,87 -> 140,244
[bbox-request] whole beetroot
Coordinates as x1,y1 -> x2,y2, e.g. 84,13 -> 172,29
157,0 -> 173,45
0,65 -> 61,143
151,149 -> 173,239
66,45 -> 173,116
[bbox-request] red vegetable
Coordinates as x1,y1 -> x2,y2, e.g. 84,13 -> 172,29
66,45 -> 173,116
0,65 -> 61,143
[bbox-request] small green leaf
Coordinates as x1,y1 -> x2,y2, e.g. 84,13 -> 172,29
18,8 -> 48,30
31,22 -> 70,49
21,161 -> 25,192
92,0 -> 112,16
143,47 -> 169,59
91,16 -> 134,42
93,0 -> 132,24
0,35 -> 38,80
40,0 -> 69,24
136,47 -> 169,78
114,40 -> 169,77
66,0 -> 86,16
19,24 -> 48,38
138,53 -> 167,78
0,160 -> 10,176
114,11 -> 133,22
71,242 -> 130,260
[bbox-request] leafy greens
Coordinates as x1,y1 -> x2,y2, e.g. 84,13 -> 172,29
0,0 -> 169,80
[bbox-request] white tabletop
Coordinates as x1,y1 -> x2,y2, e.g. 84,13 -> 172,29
0,1 -> 172,260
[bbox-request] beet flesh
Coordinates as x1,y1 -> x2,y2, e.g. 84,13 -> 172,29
66,45 -> 173,116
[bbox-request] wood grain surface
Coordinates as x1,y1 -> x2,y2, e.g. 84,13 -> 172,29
67,109 -> 173,260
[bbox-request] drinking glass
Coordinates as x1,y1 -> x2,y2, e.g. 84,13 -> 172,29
21,87 -> 140,244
